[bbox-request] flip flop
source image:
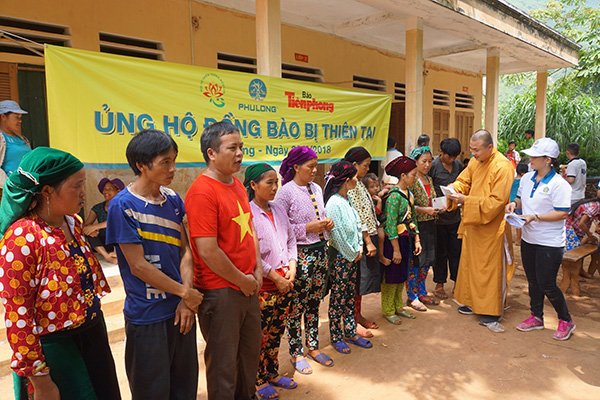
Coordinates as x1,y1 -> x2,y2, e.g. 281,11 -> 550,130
290,358 -> 312,375
270,376 -> 298,390
396,309 -> 416,319
307,352 -> 334,367
359,320 -> 379,330
256,384 -> 279,400
332,341 -> 351,354
384,314 -> 402,325
346,336 -> 373,349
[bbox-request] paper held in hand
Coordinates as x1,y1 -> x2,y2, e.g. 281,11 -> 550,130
505,213 -> 526,228
432,196 -> 447,210
440,185 -> 456,197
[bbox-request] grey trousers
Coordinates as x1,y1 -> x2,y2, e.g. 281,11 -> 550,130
198,287 -> 261,400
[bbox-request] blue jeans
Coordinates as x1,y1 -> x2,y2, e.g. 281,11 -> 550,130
520,240 -> 571,322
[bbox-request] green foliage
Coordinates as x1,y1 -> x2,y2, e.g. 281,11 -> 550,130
499,0 -> 600,176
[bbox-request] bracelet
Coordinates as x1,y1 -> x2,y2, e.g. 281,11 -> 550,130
535,214 -> 540,221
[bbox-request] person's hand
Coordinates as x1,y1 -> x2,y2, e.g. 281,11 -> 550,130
182,287 -> 203,309
392,250 -> 402,264
239,274 -> 259,296
353,250 -> 363,263
29,375 -> 60,400
323,218 -> 334,231
448,193 -> 465,205
505,202 -> 516,214
174,300 -> 196,334
306,219 -> 330,233
274,275 -> 293,294
422,207 -> 438,217
83,225 -> 99,237
414,242 -> 422,256
365,242 -> 376,257
285,266 -> 296,283
522,215 -> 536,225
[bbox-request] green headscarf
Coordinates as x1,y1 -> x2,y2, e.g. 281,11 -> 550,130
409,146 -> 431,160
244,163 -> 275,201
0,147 -> 84,235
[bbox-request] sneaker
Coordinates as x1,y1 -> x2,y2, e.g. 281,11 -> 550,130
480,321 -> 506,333
516,314 -> 544,332
553,320 -> 576,341
458,305 -> 473,315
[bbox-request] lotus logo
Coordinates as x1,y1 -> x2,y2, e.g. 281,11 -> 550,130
249,78 -> 267,101
201,73 -> 226,108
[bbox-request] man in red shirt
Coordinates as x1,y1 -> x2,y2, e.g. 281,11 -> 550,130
185,120 -> 262,400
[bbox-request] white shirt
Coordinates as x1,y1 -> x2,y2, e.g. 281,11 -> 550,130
381,148 -> 403,184
565,158 -> 587,203
518,169 -> 571,247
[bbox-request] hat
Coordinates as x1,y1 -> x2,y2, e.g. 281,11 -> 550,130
98,177 -> 125,193
385,156 -> 417,178
522,137 -> 559,159
0,100 -> 28,115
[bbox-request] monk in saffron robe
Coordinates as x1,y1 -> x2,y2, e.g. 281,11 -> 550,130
447,130 -> 514,333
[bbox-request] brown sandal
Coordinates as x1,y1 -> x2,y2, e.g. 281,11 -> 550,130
434,284 -> 448,300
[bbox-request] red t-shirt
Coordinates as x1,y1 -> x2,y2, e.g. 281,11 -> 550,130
185,174 -> 257,291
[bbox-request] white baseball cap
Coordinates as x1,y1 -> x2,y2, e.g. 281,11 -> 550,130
522,137 -> 560,159
0,100 -> 28,115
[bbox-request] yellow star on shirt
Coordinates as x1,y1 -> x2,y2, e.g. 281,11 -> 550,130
232,200 -> 253,242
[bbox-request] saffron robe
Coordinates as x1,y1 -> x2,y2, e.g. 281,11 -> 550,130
450,149 -> 514,316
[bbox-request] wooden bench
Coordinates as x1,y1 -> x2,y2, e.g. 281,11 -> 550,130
560,244 -> 599,296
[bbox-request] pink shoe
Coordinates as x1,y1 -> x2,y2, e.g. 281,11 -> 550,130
516,314 -> 544,332
553,320 -> 575,341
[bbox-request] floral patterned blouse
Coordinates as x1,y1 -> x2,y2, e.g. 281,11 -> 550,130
409,175 -> 436,222
383,187 -> 419,240
348,180 -> 378,236
0,214 -> 110,377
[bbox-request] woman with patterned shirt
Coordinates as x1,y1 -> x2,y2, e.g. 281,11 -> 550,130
565,183 -> 600,277
275,146 -> 334,375
407,146 -> 440,311
324,161 -> 373,355
0,147 -> 120,400
379,156 -> 422,325
344,147 -> 380,337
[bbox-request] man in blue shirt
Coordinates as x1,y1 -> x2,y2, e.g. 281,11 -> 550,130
107,129 -> 203,399
0,100 -> 31,190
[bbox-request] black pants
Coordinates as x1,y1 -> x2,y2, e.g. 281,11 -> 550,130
198,288 -> 261,400
520,240 -> 571,322
433,222 -> 461,284
125,316 -> 199,400
87,229 -> 114,252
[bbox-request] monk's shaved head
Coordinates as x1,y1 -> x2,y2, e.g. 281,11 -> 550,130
471,129 -> 494,146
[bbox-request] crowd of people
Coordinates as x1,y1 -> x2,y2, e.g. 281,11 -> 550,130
0,109 -> 597,400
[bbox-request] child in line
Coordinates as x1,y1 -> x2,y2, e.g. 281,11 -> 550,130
324,161 -> 373,354
379,156 -> 422,325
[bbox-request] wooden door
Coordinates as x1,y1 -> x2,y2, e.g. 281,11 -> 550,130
432,108 -> 449,153
455,111 -> 474,159
389,102 -> 405,154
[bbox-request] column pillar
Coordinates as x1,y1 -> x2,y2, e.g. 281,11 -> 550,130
485,48 -> 500,142
535,71 -> 548,139
256,0 -> 282,77
405,17 -> 423,153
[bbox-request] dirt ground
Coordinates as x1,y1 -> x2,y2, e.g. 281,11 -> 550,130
1,248 -> 599,399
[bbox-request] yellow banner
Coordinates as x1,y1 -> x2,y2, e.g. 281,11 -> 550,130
45,45 -> 391,167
